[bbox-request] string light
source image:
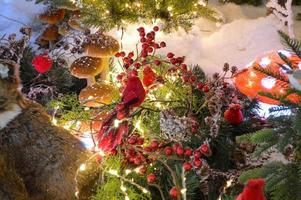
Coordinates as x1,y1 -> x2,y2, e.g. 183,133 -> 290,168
114,119 -> 121,127
79,163 -> 86,171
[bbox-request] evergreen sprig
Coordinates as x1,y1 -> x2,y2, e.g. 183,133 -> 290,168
279,31 -> 301,58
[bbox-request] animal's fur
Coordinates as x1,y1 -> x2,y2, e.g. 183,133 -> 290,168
0,59 -> 89,199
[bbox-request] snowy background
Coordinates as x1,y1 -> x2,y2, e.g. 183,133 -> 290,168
1,0 -> 300,74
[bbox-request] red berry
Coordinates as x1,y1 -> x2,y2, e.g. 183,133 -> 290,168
151,140 -> 159,150
181,64 -> 187,72
153,43 -> 160,49
137,137 -> 144,145
170,58 -> 178,65
194,150 -> 201,158
144,146 -> 153,152
164,147 -> 173,156
160,42 -> 166,48
147,173 -> 157,183
200,144 -> 210,155
139,166 -> 147,174
134,62 -> 141,69
153,26 -> 159,32
128,52 -> 134,58
119,51 -> 125,57
137,27 -> 145,32
147,47 -> 154,53
169,187 -> 179,198
176,146 -> 184,156
183,162 -> 192,171
203,85 -> 210,92
154,60 -> 161,66
167,52 -> 174,58
197,83 -> 204,90
134,157 -> 142,165
194,158 -> 202,168
128,136 -> 137,145
115,52 -> 121,57
140,37 -> 147,43
184,148 -> 193,157
172,143 -> 180,152
190,76 -> 197,83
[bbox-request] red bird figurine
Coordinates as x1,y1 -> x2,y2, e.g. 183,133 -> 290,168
96,76 -> 146,153
237,179 -> 266,200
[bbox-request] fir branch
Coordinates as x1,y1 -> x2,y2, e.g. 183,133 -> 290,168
279,31 -> 301,58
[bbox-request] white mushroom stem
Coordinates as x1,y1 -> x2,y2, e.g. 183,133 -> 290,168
101,58 -> 110,81
87,76 -> 96,86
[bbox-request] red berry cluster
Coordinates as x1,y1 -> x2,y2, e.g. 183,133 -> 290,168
115,26 -> 169,89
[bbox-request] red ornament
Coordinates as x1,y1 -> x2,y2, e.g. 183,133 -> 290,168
169,187 -> 179,198
224,104 -> 244,125
234,50 -> 301,105
32,54 -> 53,74
236,178 -> 266,200
183,162 -> 192,171
122,76 -> 146,107
147,173 -> 157,183
143,66 -> 157,87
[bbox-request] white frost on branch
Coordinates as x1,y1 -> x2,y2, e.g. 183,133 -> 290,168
266,0 -> 295,38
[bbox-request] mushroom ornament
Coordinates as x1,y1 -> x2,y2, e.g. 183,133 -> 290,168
83,32 -> 120,80
234,50 -> 301,105
70,56 -> 118,107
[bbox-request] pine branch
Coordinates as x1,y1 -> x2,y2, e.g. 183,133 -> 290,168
279,31 -> 301,58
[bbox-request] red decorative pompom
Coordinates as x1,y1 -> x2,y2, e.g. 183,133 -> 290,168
237,178 -> 266,200
32,54 -> 53,74
224,104 -> 244,125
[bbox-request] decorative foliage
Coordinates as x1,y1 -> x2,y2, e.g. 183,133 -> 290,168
41,0 -> 221,32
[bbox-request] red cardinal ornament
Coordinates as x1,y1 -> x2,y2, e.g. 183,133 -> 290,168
143,66 -> 156,87
32,54 -> 53,74
237,178 -> 266,200
122,76 -> 146,107
224,104 -> 244,125
96,76 -> 146,153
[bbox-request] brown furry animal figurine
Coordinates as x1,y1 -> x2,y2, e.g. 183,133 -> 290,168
0,59 -> 89,199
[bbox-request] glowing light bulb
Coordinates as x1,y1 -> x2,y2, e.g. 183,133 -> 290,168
142,189 -> 149,193
114,119 -> 121,127
167,6 -> 173,11
125,169 -> 132,175
181,188 -> 187,194
120,185 -> 127,192
79,163 -> 86,171
108,169 -> 119,176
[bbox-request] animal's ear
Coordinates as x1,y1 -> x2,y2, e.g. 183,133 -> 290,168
0,59 -> 20,85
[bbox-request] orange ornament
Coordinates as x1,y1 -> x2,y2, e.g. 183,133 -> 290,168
234,50 -> 301,105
